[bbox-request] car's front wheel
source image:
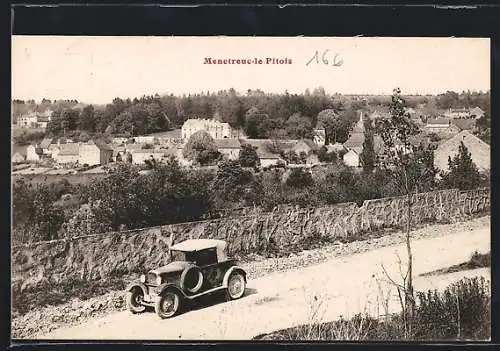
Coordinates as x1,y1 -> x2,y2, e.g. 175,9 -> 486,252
155,290 -> 182,319
126,287 -> 146,314
226,272 -> 246,301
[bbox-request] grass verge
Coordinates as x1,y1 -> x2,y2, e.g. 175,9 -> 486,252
420,251 -> 490,277
254,276 -> 490,341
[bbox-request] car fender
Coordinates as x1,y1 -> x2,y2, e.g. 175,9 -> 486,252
222,266 -> 247,287
155,283 -> 187,298
125,282 -> 148,295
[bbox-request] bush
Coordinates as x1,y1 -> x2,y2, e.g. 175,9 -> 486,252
414,276 -> 490,340
285,168 -> 314,188
257,277 -> 490,341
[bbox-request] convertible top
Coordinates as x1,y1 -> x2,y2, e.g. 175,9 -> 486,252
170,239 -> 226,252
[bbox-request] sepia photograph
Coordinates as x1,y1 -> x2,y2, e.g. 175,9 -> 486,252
11,36 -> 491,341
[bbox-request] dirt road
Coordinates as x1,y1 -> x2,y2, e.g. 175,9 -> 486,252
39,226 -> 490,340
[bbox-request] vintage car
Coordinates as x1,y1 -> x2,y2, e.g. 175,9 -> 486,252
125,239 -> 247,318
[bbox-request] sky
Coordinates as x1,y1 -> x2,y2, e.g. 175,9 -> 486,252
12,36 -> 490,104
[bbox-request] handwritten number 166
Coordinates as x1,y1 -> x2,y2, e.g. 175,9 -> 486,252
306,50 -> 343,67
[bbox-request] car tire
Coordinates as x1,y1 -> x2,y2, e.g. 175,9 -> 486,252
225,271 -> 246,301
155,289 -> 182,319
180,265 -> 204,294
126,287 -> 146,314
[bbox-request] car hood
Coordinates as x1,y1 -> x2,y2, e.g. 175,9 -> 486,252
150,261 -> 191,275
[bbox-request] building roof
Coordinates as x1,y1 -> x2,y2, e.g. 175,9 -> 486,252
469,107 -> 485,116
242,139 -> 278,158
91,139 -> 113,151
215,138 -> 241,149
39,138 -> 53,149
37,116 -> 50,123
451,119 -> 476,131
182,118 -> 230,128
132,149 -> 166,155
299,139 -> 319,151
434,130 -> 490,173
426,118 -> 451,125
57,143 -> 79,156
343,133 -> 364,149
343,149 -> 359,156
326,143 -> 346,153
147,129 -> 182,139
170,239 -> 227,252
12,152 -> 25,161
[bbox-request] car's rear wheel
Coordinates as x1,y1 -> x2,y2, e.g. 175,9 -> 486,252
126,287 -> 146,314
155,290 -> 182,319
226,272 -> 246,301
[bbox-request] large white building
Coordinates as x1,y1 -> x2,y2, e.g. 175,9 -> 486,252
181,118 -> 235,140
19,109 -> 53,129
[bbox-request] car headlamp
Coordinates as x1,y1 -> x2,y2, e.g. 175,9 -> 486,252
155,276 -> 162,285
140,274 -> 146,283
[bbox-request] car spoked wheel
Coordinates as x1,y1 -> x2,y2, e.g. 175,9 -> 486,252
226,272 -> 246,300
126,287 -> 146,314
155,290 -> 182,319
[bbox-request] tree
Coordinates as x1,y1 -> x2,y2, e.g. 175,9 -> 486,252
182,130 -> 221,166
211,160 -> 263,208
244,107 -> 269,138
360,115 -> 376,173
441,142 -> 483,190
374,88 -> 423,337
78,105 -> 96,132
239,143 -> 260,168
316,146 -> 337,163
32,185 -> 66,241
285,112 -> 313,139
316,108 -> 356,144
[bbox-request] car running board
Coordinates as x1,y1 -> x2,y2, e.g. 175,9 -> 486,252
184,286 -> 226,299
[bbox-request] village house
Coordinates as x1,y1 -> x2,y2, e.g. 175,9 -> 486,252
424,118 -> 460,134
443,107 -> 470,119
112,137 -> 128,145
79,140 -> 114,166
442,107 -> 485,120
112,145 -> 127,162
242,139 -> 284,168
134,136 -> 157,144
215,138 -> 241,160
312,128 -> 326,146
12,152 -> 25,164
181,118 -> 235,140
53,143 -> 80,165
162,145 -> 191,166
259,154 -> 285,168
130,149 -> 167,165
326,142 -> 347,154
39,138 -> 53,155
434,130 -> 490,174
469,107 -> 485,119
342,112 -> 386,167
285,139 -> 320,165
26,145 -> 42,162
343,111 -> 365,155
18,109 -> 53,129
451,119 -> 477,133
343,149 -> 360,167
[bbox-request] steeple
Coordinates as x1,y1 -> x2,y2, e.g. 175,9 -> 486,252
352,111 -> 364,134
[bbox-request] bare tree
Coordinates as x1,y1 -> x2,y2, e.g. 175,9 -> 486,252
375,88 -> 436,336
